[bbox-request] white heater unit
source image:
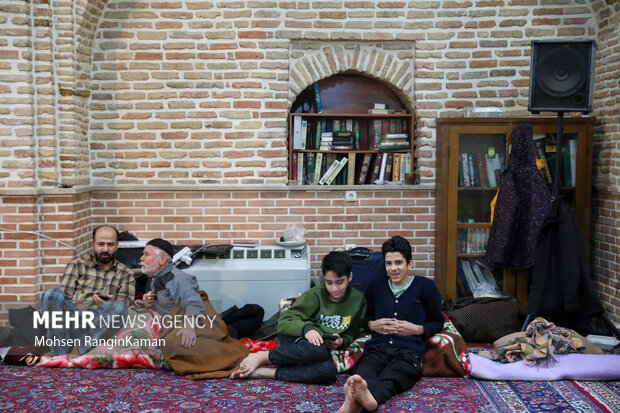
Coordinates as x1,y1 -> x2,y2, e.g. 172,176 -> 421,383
184,246 -> 311,320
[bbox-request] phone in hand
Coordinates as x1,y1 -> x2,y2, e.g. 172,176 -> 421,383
96,293 -> 110,301
322,334 -> 337,341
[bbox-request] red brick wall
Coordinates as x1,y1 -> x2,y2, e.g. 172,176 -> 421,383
92,188 -> 436,280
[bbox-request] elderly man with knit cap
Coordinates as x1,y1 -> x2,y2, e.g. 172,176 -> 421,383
140,238 -> 205,349
140,238 -> 250,379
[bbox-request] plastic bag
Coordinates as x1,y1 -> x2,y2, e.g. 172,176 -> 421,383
283,223 -> 306,242
473,281 -> 502,298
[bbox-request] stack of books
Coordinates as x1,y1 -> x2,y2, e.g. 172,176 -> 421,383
379,133 -> 410,150
331,131 -> 354,150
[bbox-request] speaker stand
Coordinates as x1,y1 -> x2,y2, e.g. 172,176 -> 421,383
553,111 -> 564,200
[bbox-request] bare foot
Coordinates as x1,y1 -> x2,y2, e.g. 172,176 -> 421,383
229,351 -> 269,379
337,379 -> 362,413
246,366 -> 276,379
350,374 -> 378,412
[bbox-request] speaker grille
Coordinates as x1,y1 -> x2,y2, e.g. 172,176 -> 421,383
528,40 -> 596,114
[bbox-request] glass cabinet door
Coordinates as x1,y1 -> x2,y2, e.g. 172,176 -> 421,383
437,117 -> 593,305
455,132 -> 507,298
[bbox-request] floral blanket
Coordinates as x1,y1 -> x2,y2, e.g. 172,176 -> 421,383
5,314 -> 468,379
5,309 -> 168,369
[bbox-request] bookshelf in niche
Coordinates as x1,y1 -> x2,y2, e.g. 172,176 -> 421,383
288,74 -> 415,186
288,113 -> 415,186
435,117 -> 594,307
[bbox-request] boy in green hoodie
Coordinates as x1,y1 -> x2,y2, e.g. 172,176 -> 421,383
230,250 -> 367,384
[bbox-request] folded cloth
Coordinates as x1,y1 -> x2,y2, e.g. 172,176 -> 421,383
467,352 -> 620,381
477,317 -> 584,366
161,290 -> 250,380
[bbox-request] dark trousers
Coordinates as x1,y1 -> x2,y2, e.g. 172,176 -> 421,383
353,345 -> 423,405
269,334 -> 337,385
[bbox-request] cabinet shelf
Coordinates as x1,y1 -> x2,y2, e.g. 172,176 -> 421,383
436,117 -> 594,306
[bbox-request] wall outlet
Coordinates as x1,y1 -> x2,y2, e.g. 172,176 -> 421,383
345,191 -> 357,202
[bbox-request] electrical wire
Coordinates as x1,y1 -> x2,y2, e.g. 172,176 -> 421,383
0,227 -> 84,255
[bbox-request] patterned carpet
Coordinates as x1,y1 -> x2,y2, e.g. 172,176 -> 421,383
1,364 -> 619,412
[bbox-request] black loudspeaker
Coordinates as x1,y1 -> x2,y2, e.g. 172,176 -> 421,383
528,40 -> 596,114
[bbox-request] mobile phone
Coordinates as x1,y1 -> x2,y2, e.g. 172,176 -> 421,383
322,334 -> 337,341
96,293 -> 110,301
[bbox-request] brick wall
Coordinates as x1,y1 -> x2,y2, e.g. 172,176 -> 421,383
92,188 -> 436,281
1,1 -> 619,324
590,0 -> 620,323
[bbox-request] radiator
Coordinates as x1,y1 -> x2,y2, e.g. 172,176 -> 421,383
184,246 -> 311,320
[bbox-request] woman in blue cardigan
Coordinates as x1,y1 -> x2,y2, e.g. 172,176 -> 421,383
338,235 -> 444,413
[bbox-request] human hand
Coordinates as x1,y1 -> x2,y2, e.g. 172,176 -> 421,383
176,326 -> 197,349
142,291 -> 156,308
92,293 -> 112,306
368,318 -> 400,335
393,320 -> 424,336
323,333 -> 343,350
304,329 -> 323,346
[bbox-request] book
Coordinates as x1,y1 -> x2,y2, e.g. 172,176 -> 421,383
314,82 -> 322,113
369,153 -> 384,183
378,152 -> 389,182
456,259 -> 473,296
461,153 -> 470,187
313,152 -> 324,184
297,152 -> 304,185
357,153 -> 373,185
305,152 -> 315,185
292,116 -> 302,149
477,153 -> 489,187
325,157 -> 348,185
319,158 -> 340,185
301,120 -> 308,149
485,154 -> 497,187
379,142 -> 410,150
372,119 -> 383,149
458,156 -> 464,187
290,152 -> 298,182
347,154 -> 356,185
534,140 -> 553,186
393,153 -> 401,182
460,259 -> 480,292
314,120 -> 322,150
468,153 -> 479,187
384,152 -> 394,182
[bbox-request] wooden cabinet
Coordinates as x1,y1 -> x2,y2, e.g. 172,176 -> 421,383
288,112 -> 415,185
435,117 -> 594,305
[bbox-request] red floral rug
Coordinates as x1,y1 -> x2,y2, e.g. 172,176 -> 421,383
1,364 -> 619,412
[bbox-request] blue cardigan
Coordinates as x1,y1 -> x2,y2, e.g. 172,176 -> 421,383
364,275 -> 444,355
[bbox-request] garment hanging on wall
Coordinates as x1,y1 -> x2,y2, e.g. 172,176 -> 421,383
524,196 -> 605,335
485,123 -> 551,270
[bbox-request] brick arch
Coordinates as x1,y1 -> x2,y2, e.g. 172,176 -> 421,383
288,41 -> 415,113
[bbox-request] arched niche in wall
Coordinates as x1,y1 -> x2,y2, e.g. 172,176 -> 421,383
291,72 -> 407,114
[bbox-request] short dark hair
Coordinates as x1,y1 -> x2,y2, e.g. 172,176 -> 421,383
321,250 -> 352,278
92,225 -> 119,241
381,235 -> 412,264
